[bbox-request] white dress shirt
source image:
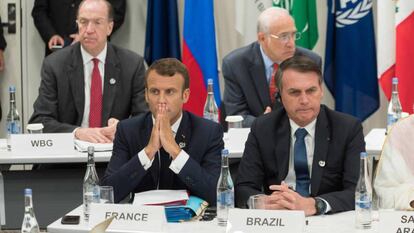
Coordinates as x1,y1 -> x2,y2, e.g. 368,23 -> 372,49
80,43 -> 107,128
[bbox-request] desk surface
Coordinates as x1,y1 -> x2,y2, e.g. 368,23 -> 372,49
48,206 -> 380,233
0,132 -> 244,164
364,128 -> 386,156
0,128 -> 384,165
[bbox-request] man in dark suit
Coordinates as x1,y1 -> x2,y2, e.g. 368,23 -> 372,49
32,0 -> 126,56
223,7 -> 321,127
102,58 -> 224,205
29,0 -> 147,143
235,56 -> 365,215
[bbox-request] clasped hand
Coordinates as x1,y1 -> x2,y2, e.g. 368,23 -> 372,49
259,182 -> 316,216
145,104 -> 181,160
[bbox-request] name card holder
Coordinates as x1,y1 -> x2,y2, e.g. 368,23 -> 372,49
89,203 -> 167,232
226,208 -> 305,233
379,210 -> 414,233
11,133 -> 75,156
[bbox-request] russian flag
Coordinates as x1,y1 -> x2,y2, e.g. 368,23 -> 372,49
182,0 -> 221,117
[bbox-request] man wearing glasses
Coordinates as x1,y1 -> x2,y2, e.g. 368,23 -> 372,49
222,7 -> 321,127
30,0 -> 148,143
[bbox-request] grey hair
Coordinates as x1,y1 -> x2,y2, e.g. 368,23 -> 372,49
257,7 -> 291,34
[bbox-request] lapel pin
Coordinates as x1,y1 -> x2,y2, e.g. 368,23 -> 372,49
109,78 -> 116,85
319,161 -> 326,167
179,142 -> 186,149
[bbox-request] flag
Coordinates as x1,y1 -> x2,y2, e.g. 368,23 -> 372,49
324,0 -> 379,121
182,0 -> 220,117
378,1 -> 414,114
273,0 -> 318,49
144,0 -> 181,66
235,0 -> 273,46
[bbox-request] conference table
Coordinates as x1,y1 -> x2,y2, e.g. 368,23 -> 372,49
0,131 -> 245,229
47,205 -> 383,233
0,128 -> 386,229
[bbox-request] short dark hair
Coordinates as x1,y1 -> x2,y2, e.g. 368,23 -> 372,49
78,0 -> 114,21
145,58 -> 190,91
275,55 -> 322,92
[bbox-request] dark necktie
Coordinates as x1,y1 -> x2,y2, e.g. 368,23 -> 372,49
269,63 -> 279,105
89,58 -> 102,128
294,128 -> 310,197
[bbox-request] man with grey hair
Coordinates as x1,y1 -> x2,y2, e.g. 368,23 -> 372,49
30,0 -> 147,143
222,7 -> 321,127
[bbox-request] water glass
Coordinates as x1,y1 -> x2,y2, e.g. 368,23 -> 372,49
248,194 -> 267,209
26,123 -> 44,134
225,115 -> 243,128
99,186 -> 114,204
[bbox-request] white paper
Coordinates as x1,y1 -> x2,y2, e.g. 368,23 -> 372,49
133,190 -> 189,206
74,139 -> 113,152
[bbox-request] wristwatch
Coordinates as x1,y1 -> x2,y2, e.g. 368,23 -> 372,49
314,197 -> 327,215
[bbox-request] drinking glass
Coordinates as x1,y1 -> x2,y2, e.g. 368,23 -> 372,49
99,186 -> 114,204
248,194 -> 267,209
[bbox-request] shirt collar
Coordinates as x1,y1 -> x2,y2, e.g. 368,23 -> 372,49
81,43 -> 108,65
259,45 -> 274,70
289,118 -> 317,139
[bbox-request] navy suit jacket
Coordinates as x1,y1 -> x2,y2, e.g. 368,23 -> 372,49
222,41 -> 322,127
235,105 -> 365,213
102,111 -> 224,205
29,42 -> 148,132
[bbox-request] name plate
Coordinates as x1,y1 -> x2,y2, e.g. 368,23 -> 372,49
11,133 -> 75,156
379,210 -> 414,233
226,208 -> 305,233
89,203 -> 166,232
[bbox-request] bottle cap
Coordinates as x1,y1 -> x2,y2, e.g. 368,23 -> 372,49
207,79 -> 213,84
87,146 -> 95,154
392,77 -> 398,84
360,152 -> 367,158
221,149 -> 229,156
24,188 -> 32,195
9,85 -> 16,93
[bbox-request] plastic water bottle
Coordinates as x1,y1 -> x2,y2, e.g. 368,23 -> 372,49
83,146 -> 100,222
387,77 -> 402,133
216,149 -> 234,226
6,85 -> 21,151
355,152 -> 372,229
203,79 -> 219,123
21,188 -> 40,233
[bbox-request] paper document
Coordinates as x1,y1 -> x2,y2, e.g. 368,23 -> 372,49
133,190 -> 189,206
75,139 -> 113,152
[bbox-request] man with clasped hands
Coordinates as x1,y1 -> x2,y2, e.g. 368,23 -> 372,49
235,56 -> 365,216
102,58 -> 224,205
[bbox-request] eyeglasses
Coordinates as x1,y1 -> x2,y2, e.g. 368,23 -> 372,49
270,32 -> 302,43
77,18 -> 108,28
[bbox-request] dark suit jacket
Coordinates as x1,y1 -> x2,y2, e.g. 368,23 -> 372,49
32,0 -> 126,55
235,105 -> 365,213
29,42 -> 148,132
0,16 -> 6,50
101,111 -> 224,205
222,41 -> 322,127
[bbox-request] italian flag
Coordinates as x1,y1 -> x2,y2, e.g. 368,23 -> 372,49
378,1 -> 414,114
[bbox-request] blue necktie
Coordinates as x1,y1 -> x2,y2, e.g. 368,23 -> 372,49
294,128 -> 310,197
